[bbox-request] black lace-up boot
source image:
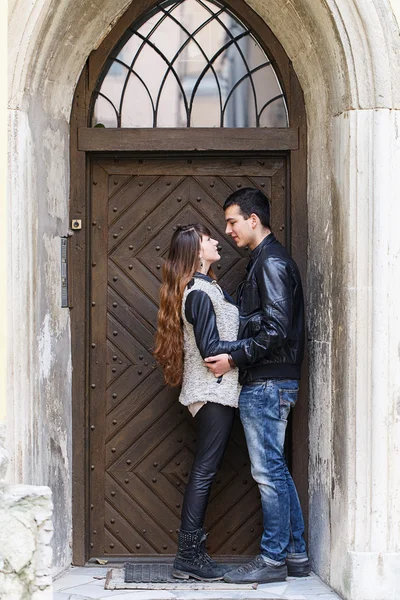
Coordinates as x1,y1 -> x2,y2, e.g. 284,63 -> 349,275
198,530 -> 228,571
173,528 -> 227,581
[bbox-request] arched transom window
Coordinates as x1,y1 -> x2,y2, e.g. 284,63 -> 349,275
92,0 -> 288,128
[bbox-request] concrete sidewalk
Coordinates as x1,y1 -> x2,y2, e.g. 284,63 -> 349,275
53,567 -> 342,600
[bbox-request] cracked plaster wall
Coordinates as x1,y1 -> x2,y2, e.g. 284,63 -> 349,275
7,0 -> 400,597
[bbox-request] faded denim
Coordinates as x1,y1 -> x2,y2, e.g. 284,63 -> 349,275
239,379 -> 306,564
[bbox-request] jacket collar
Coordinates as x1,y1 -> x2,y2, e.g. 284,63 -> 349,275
194,271 -> 214,283
246,233 -> 275,271
250,232 -> 275,260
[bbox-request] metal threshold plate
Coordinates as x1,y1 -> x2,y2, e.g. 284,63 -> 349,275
106,567 -> 258,590
125,563 -> 174,583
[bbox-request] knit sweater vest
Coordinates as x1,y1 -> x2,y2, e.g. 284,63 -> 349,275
179,277 -> 241,408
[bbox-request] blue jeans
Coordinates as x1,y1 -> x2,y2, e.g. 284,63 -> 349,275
239,379 -> 306,564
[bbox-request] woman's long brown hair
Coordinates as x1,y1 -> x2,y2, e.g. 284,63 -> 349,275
153,224 -> 215,386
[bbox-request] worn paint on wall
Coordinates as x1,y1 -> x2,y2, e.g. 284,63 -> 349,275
0,0 -> 7,423
7,100 -> 73,569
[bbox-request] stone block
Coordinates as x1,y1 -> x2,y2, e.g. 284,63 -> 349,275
0,482 -> 54,599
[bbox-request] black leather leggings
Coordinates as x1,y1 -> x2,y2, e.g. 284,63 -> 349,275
180,402 -> 235,531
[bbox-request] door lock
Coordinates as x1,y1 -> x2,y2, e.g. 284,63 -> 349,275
71,219 -> 82,230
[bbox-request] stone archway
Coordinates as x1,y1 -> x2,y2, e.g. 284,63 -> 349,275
70,0 -> 308,565
8,1 -> 400,598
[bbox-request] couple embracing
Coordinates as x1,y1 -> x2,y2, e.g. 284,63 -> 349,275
154,188 -> 309,584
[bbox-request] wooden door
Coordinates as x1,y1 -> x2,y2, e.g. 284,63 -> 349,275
88,154 -> 288,560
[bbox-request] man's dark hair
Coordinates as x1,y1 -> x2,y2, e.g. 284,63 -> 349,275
223,187 -> 271,229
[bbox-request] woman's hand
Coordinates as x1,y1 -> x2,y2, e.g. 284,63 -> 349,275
204,354 -> 232,377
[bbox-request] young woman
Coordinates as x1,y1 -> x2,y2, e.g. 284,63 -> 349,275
154,223 -> 243,581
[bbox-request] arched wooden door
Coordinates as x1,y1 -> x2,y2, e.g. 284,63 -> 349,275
70,0 -> 307,565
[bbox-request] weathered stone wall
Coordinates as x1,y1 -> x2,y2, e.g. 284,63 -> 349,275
7,1 -> 400,598
0,425 -> 53,599
0,484 -> 54,599
8,0 -> 133,571
8,105 -> 72,573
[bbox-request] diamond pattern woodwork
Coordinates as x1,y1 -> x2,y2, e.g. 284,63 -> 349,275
89,156 -> 287,558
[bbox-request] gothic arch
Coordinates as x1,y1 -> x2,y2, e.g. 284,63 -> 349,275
10,1 -> 400,116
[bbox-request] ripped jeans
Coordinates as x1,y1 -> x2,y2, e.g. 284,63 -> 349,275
239,379 -> 306,564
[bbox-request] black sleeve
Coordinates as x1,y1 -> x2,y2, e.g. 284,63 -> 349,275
230,258 -> 294,368
184,290 -> 244,359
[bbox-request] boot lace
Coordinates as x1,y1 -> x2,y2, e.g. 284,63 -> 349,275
199,532 -> 217,565
236,556 -> 265,573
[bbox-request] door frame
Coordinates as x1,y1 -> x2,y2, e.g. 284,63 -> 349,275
70,0 -> 307,566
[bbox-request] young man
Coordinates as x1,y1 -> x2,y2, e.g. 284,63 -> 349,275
204,188 -> 310,584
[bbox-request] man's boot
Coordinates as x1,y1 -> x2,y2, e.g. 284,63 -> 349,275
286,553 -> 310,577
173,528 -> 227,581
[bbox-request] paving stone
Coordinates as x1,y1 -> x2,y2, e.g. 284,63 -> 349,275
54,575 -> 99,592
53,568 -> 342,600
61,583 -> 134,598
99,592 -> 176,600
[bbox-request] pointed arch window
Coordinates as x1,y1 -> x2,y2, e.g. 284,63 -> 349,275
91,0 -> 288,128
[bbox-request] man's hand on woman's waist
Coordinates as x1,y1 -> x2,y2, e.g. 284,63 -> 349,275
204,353 -> 234,377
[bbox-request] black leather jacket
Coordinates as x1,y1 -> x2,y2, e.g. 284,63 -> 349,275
185,232 -> 305,385
230,233 -> 305,384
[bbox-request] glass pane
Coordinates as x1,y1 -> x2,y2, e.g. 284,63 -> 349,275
192,16 -> 227,61
147,15 -> 188,62
216,42 -> 249,105
157,71 -> 187,126
259,96 -> 288,127
115,33 -> 143,66
223,77 -> 255,127
170,0 -> 212,35
92,94 -> 118,128
136,10 -> 166,40
245,34 -> 269,70
120,72 -> 153,127
97,60 -> 128,115
251,64 -> 281,112
198,0 -> 221,14
190,74 -> 221,126
92,0 -> 289,128
218,9 -> 246,37
133,43 -> 168,103
174,39 -> 209,108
